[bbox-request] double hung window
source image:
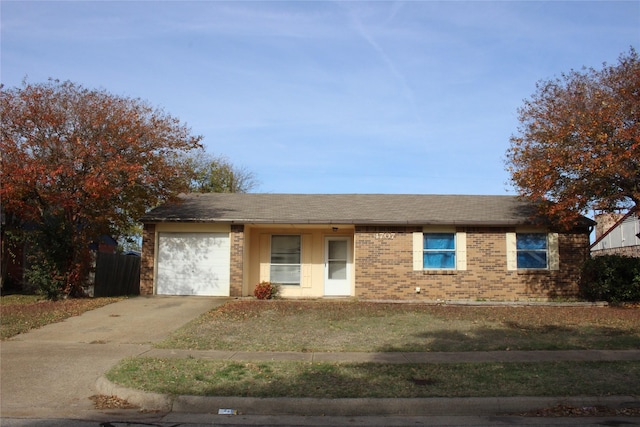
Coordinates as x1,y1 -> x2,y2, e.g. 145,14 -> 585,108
270,235 -> 301,285
413,230 -> 466,271
423,233 -> 456,269
516,233 -> 548,269
507,231 -> 559,271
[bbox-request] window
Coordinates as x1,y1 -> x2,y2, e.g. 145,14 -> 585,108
413,230 -> 466,271
270,235 -> 301,285
506,231 -> 558,271
516,233 -> 548,269
423,233 -> 456,269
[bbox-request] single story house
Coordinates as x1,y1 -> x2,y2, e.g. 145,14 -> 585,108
139,193 -> 594,301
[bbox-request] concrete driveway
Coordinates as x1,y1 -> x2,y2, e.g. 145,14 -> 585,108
1,296 -> 228,419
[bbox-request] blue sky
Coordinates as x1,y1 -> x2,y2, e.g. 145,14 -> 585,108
2,1 -> 638,195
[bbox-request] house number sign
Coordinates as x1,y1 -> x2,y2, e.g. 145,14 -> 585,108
375,233 -> 396,240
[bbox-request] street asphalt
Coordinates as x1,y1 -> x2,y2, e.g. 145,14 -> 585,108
1,296 -> 639,426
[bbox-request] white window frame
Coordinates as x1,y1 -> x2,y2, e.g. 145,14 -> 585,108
270,234 -> 302,285
506,231 -> 559,271
413,228 -> 466,271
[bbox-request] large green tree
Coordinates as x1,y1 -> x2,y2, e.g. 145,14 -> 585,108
505,48 -> 639,227
183,153 -> 258,193
1,79 -> 202,296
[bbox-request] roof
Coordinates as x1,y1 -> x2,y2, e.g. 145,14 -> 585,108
140,193 -> 592,227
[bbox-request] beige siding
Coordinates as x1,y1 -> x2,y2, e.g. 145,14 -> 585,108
247,225 -> 355,298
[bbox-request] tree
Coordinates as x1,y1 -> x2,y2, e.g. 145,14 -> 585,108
0,79 -> 203,297
505,48 -> 639,227
183,152 -> 258,193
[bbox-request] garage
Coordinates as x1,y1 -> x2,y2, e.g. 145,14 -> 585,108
156,232 -> 230,296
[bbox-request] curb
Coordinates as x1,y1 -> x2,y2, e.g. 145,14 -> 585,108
95,377 -> 639,416
95,376 -> 172,412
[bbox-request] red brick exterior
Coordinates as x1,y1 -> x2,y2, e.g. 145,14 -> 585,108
140,223 -> 156,295
230,225 -> 244,297
354,226 -> 590,301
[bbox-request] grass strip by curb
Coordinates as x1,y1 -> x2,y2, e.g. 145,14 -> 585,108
106,358 -> 640,399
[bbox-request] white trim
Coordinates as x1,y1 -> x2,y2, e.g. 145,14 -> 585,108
456,232 -> 467,271
506,232 -> 517,271
412,232 -> 423,271
548,232 -> 559,271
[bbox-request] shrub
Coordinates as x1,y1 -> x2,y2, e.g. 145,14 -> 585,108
23,258 -> 67,300
254,281 -> 280,300
580,255 -> 640,303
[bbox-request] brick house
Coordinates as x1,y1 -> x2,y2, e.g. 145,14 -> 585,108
139,193 -> 594,301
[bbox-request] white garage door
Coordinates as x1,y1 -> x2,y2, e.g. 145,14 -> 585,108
156,232 -> 230,296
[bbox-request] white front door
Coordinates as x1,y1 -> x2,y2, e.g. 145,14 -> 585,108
324,237 -> 351,296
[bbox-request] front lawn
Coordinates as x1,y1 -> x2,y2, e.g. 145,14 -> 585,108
157,300 -> 640,352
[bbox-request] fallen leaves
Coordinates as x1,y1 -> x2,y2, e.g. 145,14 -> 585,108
89,394 -> 137,410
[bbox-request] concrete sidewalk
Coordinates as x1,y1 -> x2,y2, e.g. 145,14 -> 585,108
1,296 -> 229,419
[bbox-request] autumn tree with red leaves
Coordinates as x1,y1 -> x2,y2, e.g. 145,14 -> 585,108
506,48 -> 639,228
0,79 -> 202,297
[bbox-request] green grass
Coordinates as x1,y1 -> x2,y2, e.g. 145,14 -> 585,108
157,300 -> 640,352
125,300 -> 640,399
106,358 -> 640,398
0,294 -> 124,340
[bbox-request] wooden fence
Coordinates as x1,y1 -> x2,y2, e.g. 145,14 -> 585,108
94,252 -> 140,297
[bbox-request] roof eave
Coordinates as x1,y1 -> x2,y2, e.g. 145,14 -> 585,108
140,217 -> 550,227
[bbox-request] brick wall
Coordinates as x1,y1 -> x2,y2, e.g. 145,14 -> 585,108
592,246 -> 640,258
354,226 -> 590,301
230,224 -> 244,297
140,223 -> 155,295
354,226 -> 420,299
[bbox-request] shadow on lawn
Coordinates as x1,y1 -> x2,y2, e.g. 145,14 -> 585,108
374,324 -> 640,353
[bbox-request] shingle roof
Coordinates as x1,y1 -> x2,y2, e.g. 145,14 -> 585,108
140,193 -> 574,227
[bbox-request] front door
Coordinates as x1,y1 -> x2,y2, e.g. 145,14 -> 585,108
324,237 -> 351,296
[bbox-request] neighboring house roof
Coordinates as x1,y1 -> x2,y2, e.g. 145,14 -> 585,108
141,193 -> 594,228
590,207 -> 639,250
88,235 -> 118,251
